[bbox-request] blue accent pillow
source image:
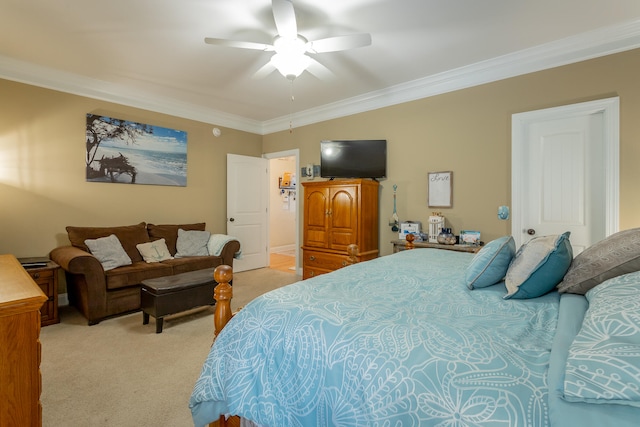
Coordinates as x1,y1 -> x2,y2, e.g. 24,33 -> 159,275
562,271 -> 640,406
465,236 -> 515,289
504,232 -> 573,299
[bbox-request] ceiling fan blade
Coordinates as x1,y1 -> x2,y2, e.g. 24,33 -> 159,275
252,61 -> 277,79
306,33 -> 372,54
272,0 -> 297,39
205,37 -> 273,51
305,57 -> 336,81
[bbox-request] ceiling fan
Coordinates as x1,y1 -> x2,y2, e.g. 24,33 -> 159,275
204,0 -> 372,81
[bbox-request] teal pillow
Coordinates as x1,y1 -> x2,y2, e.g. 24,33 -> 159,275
465,236 -> 515,289
504,232 -> 573,299
562,271 -> 640,406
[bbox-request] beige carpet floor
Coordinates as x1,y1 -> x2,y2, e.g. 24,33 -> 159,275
40,267 -> 300,427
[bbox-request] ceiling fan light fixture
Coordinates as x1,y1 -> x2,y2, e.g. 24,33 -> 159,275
270,51 -> 311,80
270,36 -> 311,80
204,1 -> 372,81
273,36 -> 307,55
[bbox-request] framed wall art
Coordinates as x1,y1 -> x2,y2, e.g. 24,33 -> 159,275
428,171 -> 453,208
85,114 -> 187,186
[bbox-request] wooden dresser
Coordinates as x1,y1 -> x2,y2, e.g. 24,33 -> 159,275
302,179 -> 379,279
0,254 -> 47,426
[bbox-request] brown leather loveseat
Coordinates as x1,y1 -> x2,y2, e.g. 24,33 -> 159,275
50,222 -> 240,325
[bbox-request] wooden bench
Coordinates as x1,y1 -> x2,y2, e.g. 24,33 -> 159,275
141,268 -> 217,333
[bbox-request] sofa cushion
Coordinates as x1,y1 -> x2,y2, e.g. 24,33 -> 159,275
161,256 -> 223,275
67,222 -> 149,263
104,261 -> 173,291
147,223 -> 206,256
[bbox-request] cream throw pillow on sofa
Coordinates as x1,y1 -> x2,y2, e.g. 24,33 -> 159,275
136,238 -> 173,263
175,229 -> 211,257
85,234 -> 132,271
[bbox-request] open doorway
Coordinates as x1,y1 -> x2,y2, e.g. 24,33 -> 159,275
265,150 -> 300,274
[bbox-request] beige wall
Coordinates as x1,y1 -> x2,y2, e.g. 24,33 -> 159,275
3,48 -> 640,266
263,48 -> 640,256
0,79 -> 263,259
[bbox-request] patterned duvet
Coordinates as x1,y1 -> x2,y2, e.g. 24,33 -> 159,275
190,249 -> 560,426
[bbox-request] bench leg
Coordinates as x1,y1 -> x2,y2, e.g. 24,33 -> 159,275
156,317 -> 163,334
143,312 -> 149,325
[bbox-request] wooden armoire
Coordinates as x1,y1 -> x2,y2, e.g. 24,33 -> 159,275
302,179 -> 379,279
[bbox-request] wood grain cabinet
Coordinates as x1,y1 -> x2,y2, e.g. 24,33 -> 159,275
302,179 -> 379,279
0,254 -> 47,426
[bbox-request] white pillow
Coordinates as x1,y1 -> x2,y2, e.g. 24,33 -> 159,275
84,234 -> 132,271
175,229 -> 211,257
136,238 -> 173,263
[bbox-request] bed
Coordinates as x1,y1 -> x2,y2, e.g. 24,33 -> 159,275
190,229 -> 640,427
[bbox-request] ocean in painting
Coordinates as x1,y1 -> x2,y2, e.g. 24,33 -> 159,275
88,124 -> 187,186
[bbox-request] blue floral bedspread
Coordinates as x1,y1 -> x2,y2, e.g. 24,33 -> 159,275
190,249 -> 560,427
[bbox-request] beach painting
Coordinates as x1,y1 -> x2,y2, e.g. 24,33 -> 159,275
85,114 -> 187,186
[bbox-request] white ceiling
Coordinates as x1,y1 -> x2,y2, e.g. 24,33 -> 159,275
1,0 -> 640,134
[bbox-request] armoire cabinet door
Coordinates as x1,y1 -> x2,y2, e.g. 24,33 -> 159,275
303,187 -> 329,248
328,186 -> 358,251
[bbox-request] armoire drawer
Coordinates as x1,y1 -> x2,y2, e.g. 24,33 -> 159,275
303,250 -> 351,271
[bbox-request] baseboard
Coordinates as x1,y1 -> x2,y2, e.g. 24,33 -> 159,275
270,244 -> 296,254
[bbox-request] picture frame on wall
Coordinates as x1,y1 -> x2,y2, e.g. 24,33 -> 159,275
85,114 -> 187,187
428,171 -> 453,208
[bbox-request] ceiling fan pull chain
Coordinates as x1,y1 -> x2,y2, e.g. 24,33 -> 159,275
289,79 -> 295,133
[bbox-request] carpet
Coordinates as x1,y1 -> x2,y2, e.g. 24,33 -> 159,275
39,267 -> 300,427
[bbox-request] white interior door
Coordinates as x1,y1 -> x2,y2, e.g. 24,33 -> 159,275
512,98 -> 619,253
227,154 -> 269,272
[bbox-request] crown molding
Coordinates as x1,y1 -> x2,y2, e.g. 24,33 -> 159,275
262,19 -> 640,134
1,20 -> 639,136
0,56 -> 263,134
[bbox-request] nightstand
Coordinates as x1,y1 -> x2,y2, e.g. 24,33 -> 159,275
391,239 -> 482,254
20,260 -> 60,326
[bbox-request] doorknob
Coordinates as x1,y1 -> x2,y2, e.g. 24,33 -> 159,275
229,218 -> 235,222
527,228 -> 536,235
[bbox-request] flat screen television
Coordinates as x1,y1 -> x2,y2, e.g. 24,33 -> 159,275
320,139 -> 387,179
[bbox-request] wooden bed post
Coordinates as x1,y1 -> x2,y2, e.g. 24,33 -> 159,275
213,265 -> 233,339
347,244 -> 359,265
211,265 -> 237,427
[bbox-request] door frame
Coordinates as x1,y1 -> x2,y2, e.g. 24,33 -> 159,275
511,97 -> 620,248
264,149 -> 300,274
